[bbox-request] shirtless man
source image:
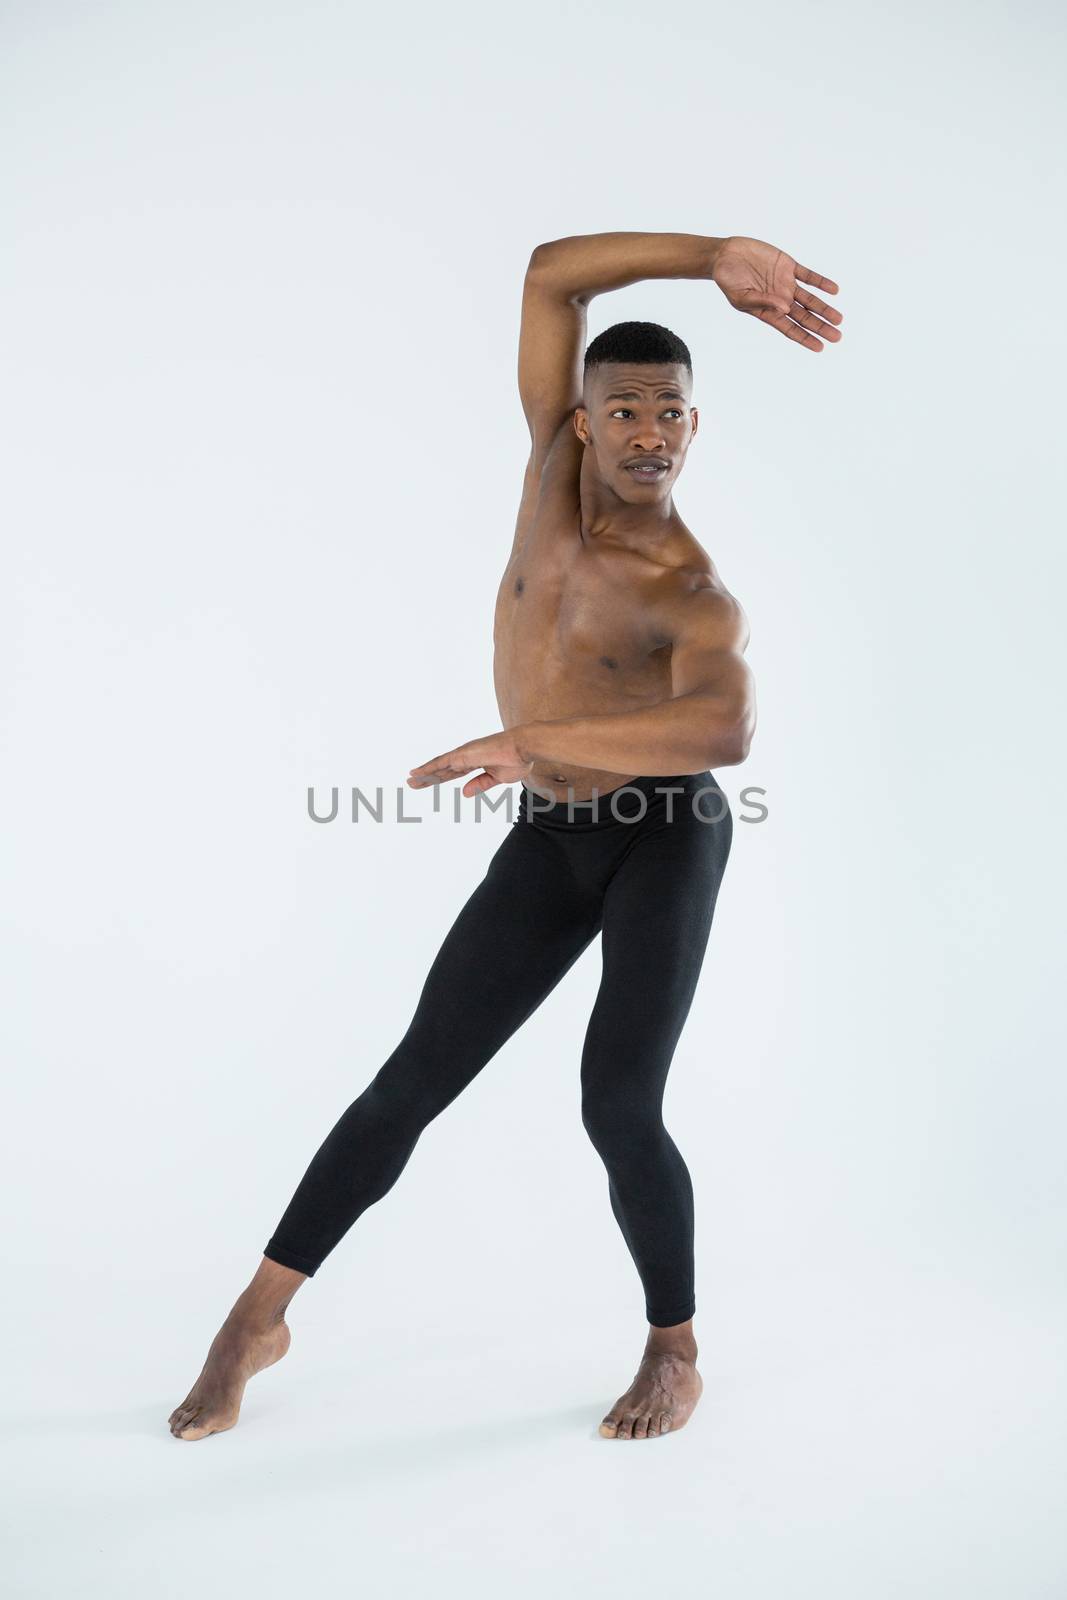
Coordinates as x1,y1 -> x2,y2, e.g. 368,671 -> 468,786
168,231 -> 843,1443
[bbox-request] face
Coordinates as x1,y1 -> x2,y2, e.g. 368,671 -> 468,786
574,362 -> 697,501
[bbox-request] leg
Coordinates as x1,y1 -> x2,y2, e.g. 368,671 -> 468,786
169,818 -> 601,1440
583,794 -> 731,1437
263,818 -> 602,1274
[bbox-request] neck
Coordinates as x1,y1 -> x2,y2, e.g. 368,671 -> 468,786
580,458 -> 679,550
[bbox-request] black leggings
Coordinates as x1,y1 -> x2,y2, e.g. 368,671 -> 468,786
264,770 -> 732,1327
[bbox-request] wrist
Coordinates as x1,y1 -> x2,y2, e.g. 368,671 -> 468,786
703,235 -> 729,278
514,720 -> 546,766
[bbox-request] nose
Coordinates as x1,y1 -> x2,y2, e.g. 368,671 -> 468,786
630,427 -> 666,452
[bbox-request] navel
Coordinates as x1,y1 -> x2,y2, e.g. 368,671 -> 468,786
514,576 -> 525,595
599,654 -> 618,669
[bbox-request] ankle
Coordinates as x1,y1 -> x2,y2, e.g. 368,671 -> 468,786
230,1282 -> 296,1330
645,1319 -> 698,1362
231,1258 -> 307,1327
225,1299 -> 285,1337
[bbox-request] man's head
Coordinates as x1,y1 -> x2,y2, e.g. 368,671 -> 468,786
575,321 -> 697,503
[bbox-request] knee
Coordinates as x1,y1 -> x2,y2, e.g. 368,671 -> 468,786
361,1048 -> 449,1132
580,1087 -> 656,1159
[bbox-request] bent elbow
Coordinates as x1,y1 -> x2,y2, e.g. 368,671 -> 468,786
526,242 -> 590,308
527,241 -> 559,276
710,720 -> 753,768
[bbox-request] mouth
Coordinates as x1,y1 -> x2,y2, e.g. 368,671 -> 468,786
624,461 -> 670,482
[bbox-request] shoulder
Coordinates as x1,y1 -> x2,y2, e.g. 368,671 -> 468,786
652,564 -> 750,653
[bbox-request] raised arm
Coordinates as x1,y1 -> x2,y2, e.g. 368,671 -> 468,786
516,255 -> 588,463
519,233 -> 842,454
517,233 -> 724,458
511,232 -> 842,556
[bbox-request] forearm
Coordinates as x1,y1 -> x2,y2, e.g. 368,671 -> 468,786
527,232 -> 727,305
517,692 -> 750,778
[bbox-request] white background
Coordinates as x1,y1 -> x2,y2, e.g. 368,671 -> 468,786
3,1 -> 1065,1595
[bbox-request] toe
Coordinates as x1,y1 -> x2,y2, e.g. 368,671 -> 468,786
657,1411 -> 673,1435
616,1416 -> 634,1440
633,1414 -> 650,1440
177,1413 -> 211,1440
599,1417 -> 620,1437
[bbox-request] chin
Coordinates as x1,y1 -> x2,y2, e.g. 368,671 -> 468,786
617,471 -> 675,500
624,483 -> 671,501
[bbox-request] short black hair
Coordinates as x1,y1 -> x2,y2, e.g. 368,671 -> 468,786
583,320 -> 692,376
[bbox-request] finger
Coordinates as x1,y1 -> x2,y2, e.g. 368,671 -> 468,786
794,287 -> 843,326
409,772 -> 472,788
757,306 -> 825,351
407,760 -> 475,787
461,771 -> 502,798
408,757 -> 447,780
789,298 -> 842,342
408,751 -> 467,776
794,263 -> 839,294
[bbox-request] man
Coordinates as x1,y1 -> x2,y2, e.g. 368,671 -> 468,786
169,231 -> 843,1442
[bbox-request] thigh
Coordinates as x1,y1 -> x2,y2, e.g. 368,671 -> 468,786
382,817 -> 602,1114
583,797 -> 732,1092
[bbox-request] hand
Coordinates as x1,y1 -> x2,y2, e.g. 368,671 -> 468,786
712,236 -> 843,350
407,726 -> 535,798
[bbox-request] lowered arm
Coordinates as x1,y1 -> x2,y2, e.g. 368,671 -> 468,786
516,587 -> 756,778
407,587 -> 755,794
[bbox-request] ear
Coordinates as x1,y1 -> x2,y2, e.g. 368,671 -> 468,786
573,407 -> 591,445
689,406 -> 699,441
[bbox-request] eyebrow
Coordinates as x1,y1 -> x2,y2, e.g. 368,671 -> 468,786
603,390 -> 687,402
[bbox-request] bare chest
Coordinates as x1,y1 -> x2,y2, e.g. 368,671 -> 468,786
493,529 -> 672,727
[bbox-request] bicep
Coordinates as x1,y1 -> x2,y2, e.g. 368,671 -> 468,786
669,590 -> 754,712
517,259 -> 587,459
671,646 -> 755,718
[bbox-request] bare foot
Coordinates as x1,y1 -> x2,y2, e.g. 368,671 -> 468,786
168,1258 -> 305,1441
599,1322 -> 702,1439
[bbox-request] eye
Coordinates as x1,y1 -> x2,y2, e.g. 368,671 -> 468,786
610,408 -> 684,420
